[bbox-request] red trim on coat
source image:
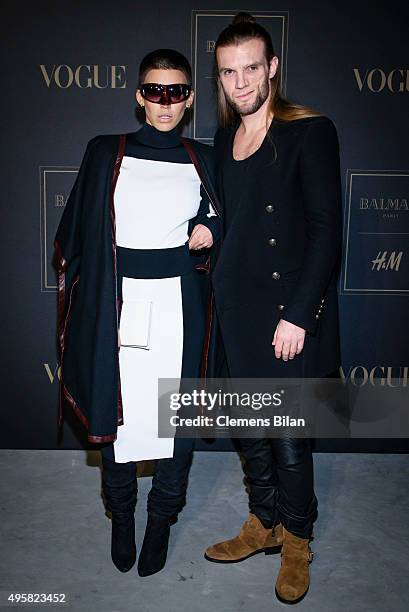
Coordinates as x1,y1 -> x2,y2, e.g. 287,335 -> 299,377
54,247 -> 118,443
110,134 -> 126,425
195,256 -> 211,274
54,238 -> 67,429
180,137 -> 220,380
62,381 -> 117,442
58,273 -> 79,428
180,137 -> 221,217
54,239 -> 120,442
201,283 -> 214,379
55,135 -> 126,442
116,298 -> 124,425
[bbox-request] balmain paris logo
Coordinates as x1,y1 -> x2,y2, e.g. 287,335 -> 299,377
353,68 -> 409,92
39,65 -> 126,88
342,171 -> 409,294
359,197 -> 408,219
54,194 -> 66,207
40,167 -> 78,292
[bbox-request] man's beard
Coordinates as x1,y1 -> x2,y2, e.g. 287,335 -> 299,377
227,76 -> 270,116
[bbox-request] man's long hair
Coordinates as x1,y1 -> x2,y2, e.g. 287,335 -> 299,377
215,12 -> 321,127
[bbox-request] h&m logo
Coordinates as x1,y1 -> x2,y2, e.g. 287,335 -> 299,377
371,250 -> 403,272
39,65 -> 126,88
353,68 -> 409,92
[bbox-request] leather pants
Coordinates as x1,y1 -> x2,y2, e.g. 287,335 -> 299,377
100,437 -> 194,523
235,437 -> 318,539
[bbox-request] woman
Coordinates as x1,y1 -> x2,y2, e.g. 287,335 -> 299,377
54,49 -> 220,576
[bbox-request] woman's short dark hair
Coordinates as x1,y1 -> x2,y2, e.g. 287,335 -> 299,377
138,49 -> 192,86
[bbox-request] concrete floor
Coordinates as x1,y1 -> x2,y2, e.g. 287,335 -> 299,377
0,450 -> 408,612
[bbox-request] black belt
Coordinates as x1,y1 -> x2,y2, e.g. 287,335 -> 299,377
116,242 -> 194,280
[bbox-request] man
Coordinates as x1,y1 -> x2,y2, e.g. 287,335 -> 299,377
204,13 -> 342,605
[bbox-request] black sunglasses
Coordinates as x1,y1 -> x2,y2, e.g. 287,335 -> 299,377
140,83 -> 192,105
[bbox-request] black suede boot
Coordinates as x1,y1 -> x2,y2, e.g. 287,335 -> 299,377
137,514 -> 174,577
111,510 -> 137,573
101,456 -> 137,573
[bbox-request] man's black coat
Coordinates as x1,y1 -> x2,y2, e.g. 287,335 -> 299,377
210,116 -> 343,378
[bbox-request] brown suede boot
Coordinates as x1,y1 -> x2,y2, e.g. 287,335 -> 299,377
204,513 -> 283,563
275,527 -> 314,604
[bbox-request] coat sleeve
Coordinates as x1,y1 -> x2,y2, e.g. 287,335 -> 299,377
53,137 -> 98,356
190,183 -> 220,243
280,117 -> 342,335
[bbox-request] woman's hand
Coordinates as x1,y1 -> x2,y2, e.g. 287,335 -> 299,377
272,319 -> 306,360
188,224 -> 213,250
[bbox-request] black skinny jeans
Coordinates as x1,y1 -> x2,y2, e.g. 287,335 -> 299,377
100,437 -> 194,523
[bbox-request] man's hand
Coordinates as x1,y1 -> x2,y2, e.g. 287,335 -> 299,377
272,319 -> 306,361
188,224 -> 213,250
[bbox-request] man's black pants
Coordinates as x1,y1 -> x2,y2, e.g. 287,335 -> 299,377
235,436 -> 318,539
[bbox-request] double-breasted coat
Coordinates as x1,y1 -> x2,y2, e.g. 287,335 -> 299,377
210,116 -> 343,378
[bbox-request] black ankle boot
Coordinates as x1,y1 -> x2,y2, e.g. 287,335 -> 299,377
111,510 -> 137,572
101,456 -> 137,573
137,514 -> 173,577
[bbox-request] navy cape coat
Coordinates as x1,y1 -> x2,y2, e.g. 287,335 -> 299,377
54,132 -> 222,443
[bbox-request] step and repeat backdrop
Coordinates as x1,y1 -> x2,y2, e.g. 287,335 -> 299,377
2,1 -> 408,452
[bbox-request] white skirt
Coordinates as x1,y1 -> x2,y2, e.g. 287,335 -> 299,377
113,275 -> 183,462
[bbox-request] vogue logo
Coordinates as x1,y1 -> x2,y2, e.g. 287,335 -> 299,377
43,363 -> 61,384
340,366 -> 408,387
39,65 -> 126,88
353,68 -> 409,92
